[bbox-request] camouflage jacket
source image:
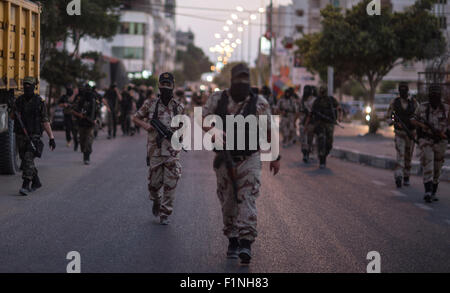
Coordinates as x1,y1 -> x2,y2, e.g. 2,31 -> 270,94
135,97 -> 184,159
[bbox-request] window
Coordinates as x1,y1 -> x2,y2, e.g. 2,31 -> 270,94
112,47 -> 144,59
119,22 -> 146,35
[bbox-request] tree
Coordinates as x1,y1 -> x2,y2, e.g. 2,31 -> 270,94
174,44 -> 213,85
296,0 -> 446,133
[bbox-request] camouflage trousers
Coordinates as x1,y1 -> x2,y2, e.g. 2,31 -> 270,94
315,122 -> 335,158
16,134 -> 38,180
280,114 -> 296,144
79,126 -> 94,154
148,157 -> 182,218
301,123 -> 315,153
214,152 -> 262,242
419,139 -> 447,184
394,131 -> 415,179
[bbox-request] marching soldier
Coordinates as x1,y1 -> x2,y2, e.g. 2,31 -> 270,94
103,84 -> 122,140
306,86 -> 342,169
300,85 -> 317,163
58,85 -> 78,150
12,77 -> 56,196
411,84 -> 449,203
73,85 -> 101,165
385,82 -> 419,188
132,73 -> 184,225
276,88 -> 297,148
202,63 -> 280,264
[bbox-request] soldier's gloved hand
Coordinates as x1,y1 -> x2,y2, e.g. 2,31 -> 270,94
49,139 -> 56,151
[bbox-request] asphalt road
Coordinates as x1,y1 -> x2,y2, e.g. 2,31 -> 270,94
0,130 -> 449,273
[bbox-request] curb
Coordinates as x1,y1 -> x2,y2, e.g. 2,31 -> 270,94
331,147 -> 450,182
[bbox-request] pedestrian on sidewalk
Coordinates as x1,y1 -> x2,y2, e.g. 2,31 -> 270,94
11,77 -> 56,196
132,73 -> 184,226
306,86 -> 342,169
202,63 -> 281,265
411,84 -> 449,203
385,82 -> 419,188
300,85 -> 317,163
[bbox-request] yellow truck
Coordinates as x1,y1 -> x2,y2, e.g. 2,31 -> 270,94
0,0 -> 40,174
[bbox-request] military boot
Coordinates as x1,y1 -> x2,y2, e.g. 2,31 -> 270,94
160,216 -> 170,226
319,156 -> 326,169
239,239 -> 252,264
152,200 -> 161,217
395,177 -> 403,188
227,237 -> 239,259
31,174 -> 42,192
423,182 -> 433,203
83,153 -> 90,165
403,177 -> 410,187
74,141 -> 79,152
20,179 -> 32,196
302,150 -> 309,164
431,183 -> 439,202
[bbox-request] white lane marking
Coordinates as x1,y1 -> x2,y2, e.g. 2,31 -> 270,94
372,180 -> 386,186
391,190 -> 407,197
414,203 -> 433,211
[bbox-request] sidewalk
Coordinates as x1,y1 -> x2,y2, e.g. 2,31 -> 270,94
331,122 -> 450,181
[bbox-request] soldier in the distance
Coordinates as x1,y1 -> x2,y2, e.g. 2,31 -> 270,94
12,77 -> 56,196
411,84 -> 449,203
300,85 -> 317,163
276,88 -> 297,148
385,82 -> 419,188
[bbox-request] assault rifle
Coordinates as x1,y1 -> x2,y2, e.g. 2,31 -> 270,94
413,115 -> 447,143
13,110 -> 43,158
312,110 -> 344,129
391,110 -> 419,144
150,118 -> 187,152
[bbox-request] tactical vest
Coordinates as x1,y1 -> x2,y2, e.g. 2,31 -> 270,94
215,91 -> 260,157
417,103 -> 445,141
15,95 -> 44,136
78,93 -> 98,128
393,98 -> 416,131
314,96 -> 337,123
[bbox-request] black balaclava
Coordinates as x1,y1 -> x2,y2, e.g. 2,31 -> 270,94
429,84 -> 442,109
319,86 -> 328,98
230,82 -> 250,102
24,83 -> 35,98
398,82 -> 409,100
66,87 -> 74,97
160,85 -> 174,106
303,86 -> 312,99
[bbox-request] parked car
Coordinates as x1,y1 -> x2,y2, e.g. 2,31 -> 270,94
52,106 -> 65,130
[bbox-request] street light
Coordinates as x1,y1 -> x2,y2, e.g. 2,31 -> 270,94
227,33 -> 233,38
243,20 -> 249,26
226,20 -> 233,26
258,7 -> 265,13
236,39 -> 242,44
250,14 -> 257,20
223,26 -> 230,32
236,6 -> 244,12
237,26 -> 244,32
215,33 -> 221,39
231,14 -> 238,20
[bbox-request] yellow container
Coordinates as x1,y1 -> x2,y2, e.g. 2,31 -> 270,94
0,0 -> 40,91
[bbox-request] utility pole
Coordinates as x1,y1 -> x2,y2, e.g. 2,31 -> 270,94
269,0 -> 273,89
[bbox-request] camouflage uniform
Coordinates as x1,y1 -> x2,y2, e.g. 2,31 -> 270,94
412,102 -> 449,185
75,88 -> 101,163
134,97 -> 184,219
386,97 -> 419,182
203,91 -> 271,242
300,95 -> 317,156
311,94 -> 339,166
14,95 -> 48,180
276,96 -> 297,145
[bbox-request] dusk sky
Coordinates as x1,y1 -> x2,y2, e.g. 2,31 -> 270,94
175,0 -> 293,66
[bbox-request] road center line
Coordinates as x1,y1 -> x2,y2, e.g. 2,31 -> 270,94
391,190 -> 407,197
372,180 -> 386,186
414,203 -> 433,211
